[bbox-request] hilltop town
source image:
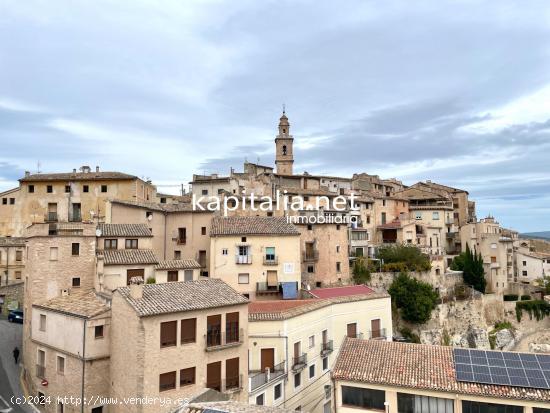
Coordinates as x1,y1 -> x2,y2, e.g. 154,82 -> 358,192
0,112 -> 549,413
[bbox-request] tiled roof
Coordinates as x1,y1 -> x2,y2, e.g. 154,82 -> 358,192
20,171 -> 137,182
377,218 -> 404,229
333,338 -> 550,403
210,217 -> 300,236
110,199 -> 211,213
97,223 -> 152,237
310,284 -> 375,299
249,293 -> 389,321
279,186 -> 338,197
100,249 -> 159,265
156,259 -> 202,270
34,290 -> 110,318
182,401 -> 295,413
117,279 -> 248,317
0,237 -> 25,247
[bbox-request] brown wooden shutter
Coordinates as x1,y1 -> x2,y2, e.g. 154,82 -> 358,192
181,318 -> 196,344
168,271 -> 178,282
160,321 -> 177,347
371,319 -> 381,338
225,357 -> 240,389
206,361 -> 221,391
347,323 -> 357,338
261,348 -> 275,371
159,371 -> 176,392
180,367 -> 195,386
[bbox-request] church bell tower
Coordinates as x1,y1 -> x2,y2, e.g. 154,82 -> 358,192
275,108 -> 294,175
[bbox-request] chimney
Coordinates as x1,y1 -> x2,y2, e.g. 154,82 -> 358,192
24,171 -> 30,177
96,166 -> 100,172
81,165 -> 91,173
73,168 -> 77,173
129,276 -> 144,299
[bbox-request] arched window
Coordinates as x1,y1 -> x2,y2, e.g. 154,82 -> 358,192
282,145 -> 287,155
283,128 -> 286,133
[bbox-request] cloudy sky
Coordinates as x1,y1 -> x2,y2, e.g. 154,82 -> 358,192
1,0 -> 549,232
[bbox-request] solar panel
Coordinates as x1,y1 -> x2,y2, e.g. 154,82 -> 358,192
453,348 -> 550,390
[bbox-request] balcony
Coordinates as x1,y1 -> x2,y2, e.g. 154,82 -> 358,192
256,282 -> 280,295
368,328 -> 387,340
205,328 -> 243,351
235,254 -> 252,264
263,256 -> 278,266
69,212 -> 82,222
249,361 -> 286,392
44,212 -> 58,222
302,250 -> 319,262
292,353 -> 307,372
36,364 -> 46,379
321,340 -> 333,356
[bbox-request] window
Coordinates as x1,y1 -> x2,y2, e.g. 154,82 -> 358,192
9,197 -> 14,204
336,262 -> 341,273
104,239 -> 117,250
342,386 -> 385,410
201,226 -> 207,235
309,335 -> 315,348
432,212 -> 440,220
178,228 -> 186,244
202,189 -> 208,195
15,271 -> 21,279
307,224 -> 313,231
168,271 -> 178,282
159,371 -> 176,392
336,224 -> 341,230
91,407 -> 103,413
309,364 -> 315,379
398,394 -> 454,413
522,260 -> 527,266
47,185 -> 53,193
238,273 -> 249,284
322,357 -> 328,371
415,211 -> 422,220
65,185 -> 70,193
180,367 -> 195,386
174,250 -> 181,259
95,325 -> 104,339
522,271 -> 528,276
72,277 -> 80,287
57,356 -> 65,374
222,248 -> 228,255
50,247 -> 58,261
39,314 -> 47,331
160,321 -> 177,347
82,185 -> 89,193
15,250 -> 23,261
28,185 -> 34,193
336,245 -> 340,253
256,394 -> 264,406
462,401 -> 522,413
71,243 -> 80,256
294,372 -> 301,388
184,270 -> 193,282
265,247 -> 275,261
125,239 -> 138,249
534,409 -> 550,413
272,383 -> 282,400
160,197 -> 166,204
324,402 -> 331,413
1,198 -> 6,205
241,236 -> 247,242
181,318 -> 196,344
101,185 -> 107,193
307,265 -> 315,273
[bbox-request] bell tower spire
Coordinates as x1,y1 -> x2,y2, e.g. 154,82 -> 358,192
275,107 -> 294,175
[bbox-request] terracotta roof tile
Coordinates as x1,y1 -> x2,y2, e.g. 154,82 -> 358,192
155,259 -> 202,270
310,285 -> 375,299
34,290 -> 110,318
117,279 -> 248,317
20,171 -> 137,182
211,217 -> 300,236
98,223 -> 152,237
100,249 -> 159,265
333,338 -> 550,403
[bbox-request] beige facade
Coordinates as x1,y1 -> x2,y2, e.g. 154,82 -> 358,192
0,236 -> 25,286
248,289 -> 393,412
515,247 -> 550,285
0,166 -> 156,237
110,280 -> 249,413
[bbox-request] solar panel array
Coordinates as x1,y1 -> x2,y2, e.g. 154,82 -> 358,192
453,348 -> 550,390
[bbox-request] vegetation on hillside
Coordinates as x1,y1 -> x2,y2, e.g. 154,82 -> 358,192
388,272 -> 439,324
515,300 -> 550,322
378,244 -> 431,273
536,275 -> 550,295
352,256 -> 372,284
450,244 -> 486,293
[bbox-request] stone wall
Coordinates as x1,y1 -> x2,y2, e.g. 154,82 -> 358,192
368,270 -> 463,296
0,281 -> 23,315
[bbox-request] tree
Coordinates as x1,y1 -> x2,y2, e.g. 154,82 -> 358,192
377,244 -> 431,272
536,275 -> 550,295
352,256 -> 371,284
388,272 -> 439,324
454,245 -> 486,293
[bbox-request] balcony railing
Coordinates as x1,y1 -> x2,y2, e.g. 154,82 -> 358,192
36,364 -> 46,379
321,340 -> 334,355
263,256 -> 278,265
256,282 -> 280,294
292,353 -> 307,372
205,328 -> 243,350
44,212 -> 58,222
302,250 -> 319,262
235,254 -> 252,264
368,328 -> 387,340
176,238 -> 187,245
69,212 -> 82,222
249,361 -> 286,391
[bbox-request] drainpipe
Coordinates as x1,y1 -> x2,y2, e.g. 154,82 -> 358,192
163,211 -> 167,260
332,376 -> 338,413
81,319 -> 87,413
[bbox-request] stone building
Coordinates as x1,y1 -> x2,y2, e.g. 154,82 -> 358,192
0,166 -> 156,237
515,241 -> 550,286
333,338 -> 550,413
110,279 -> 249,413
0,236 -> 25,286
247,285 -> 392,412
209,216 -> 301,299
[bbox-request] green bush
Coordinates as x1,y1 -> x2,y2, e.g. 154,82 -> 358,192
399,326 -> 420,343
377,244 -> 431,273
146,277 -> 156,284
520,295 -> 531,301
389,272 -> 439,324
515,300 -> 550,322
352,256 -> 371,284
504,294 -> 519,301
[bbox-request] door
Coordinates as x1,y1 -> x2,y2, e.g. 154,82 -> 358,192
371,319 -> 381,338
47,203 -> 57,221
226,312 -> 239,343
261,348 -> 275,372
126,269 -> 145,285
305,242 -> 314,259
184,270 -> 193,282
225,357 -> 240,389
206,361 -> 221,391
347,323 -> 357,338
198,250 -> 207,267
207,315 -> 221,346
266,271 -> 278,289
167,271 -> 178,282
381,212 -> 386,225
293,342 -> 301,363
72,203 -> 81,221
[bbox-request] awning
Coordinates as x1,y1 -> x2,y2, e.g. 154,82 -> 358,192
267,272 -> 278,287
282,282 -> 298,299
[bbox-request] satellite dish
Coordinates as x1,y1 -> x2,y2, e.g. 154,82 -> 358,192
95,229 -> 102,237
